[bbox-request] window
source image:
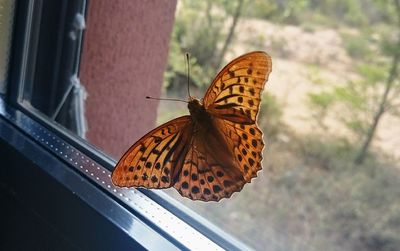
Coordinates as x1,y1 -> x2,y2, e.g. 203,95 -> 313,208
2,0 -> 400,251
1,0 -> 248,250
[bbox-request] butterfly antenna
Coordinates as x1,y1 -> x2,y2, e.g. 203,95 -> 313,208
145,53 -> 192,104
185,52 -> 192,99
146,96 -> 188,103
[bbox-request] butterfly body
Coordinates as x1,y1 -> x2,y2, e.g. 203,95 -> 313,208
187,98 -> 212,129
112,51 -> 272,201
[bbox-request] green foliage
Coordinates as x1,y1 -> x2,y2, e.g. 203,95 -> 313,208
308,58 -> 399,164
381,39 -> 400,56
308,92 -> 335,129
338,0 -> 368,26
246,0 -> 310,24
165,0 -> 395,95
334,85 -> 365,110
164,0 -> 236,93
164,34 -> 208,91
308,59 -> 392,140
277,0 -> 310,24
345,119 -> 367,136
373,0 -> 400,24
356,64 -> 386,84
243,0 -> 385,27
243,0 -> 279,20
309,92 -> 335,110
381,34 -> 400,56
341,32 -> 373,60
312,84 -> 369,139
307,78 -> 384,137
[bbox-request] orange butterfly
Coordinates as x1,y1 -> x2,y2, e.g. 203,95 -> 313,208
112,51 -> 272,201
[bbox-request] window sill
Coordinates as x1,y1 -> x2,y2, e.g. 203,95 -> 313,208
0,96 -> 250,250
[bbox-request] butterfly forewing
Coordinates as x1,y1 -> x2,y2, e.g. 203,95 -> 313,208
204,51 -> 272,124
112,116 -> 192,188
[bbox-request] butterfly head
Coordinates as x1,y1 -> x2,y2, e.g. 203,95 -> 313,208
188,97 -> 202,113
188,97 -> 210,123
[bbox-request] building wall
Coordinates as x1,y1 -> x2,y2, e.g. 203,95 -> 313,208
79,0 -> 177,158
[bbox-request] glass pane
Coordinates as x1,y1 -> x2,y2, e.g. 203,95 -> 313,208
18,0 -> 178,161
78,1 -> 177,158
160,1 -> 400,250
17,0 -> 400,249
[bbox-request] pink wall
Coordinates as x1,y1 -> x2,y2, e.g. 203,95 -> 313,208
79,0 -> 177,159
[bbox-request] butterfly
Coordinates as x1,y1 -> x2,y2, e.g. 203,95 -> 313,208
112,51 -> 272,202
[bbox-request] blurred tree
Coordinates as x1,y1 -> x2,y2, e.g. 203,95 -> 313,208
308,0 -> 400,164
163,0 -> 222,95
354,0 -> 400,164
214,0 -> 244,69
164,0 -> 246,95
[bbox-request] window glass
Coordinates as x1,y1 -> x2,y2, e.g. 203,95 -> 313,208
15,0 -> 400,250
160,1 -> 400,250
16,0 -> 176,158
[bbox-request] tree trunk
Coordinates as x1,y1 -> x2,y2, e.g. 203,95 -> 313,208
354,0 -> 400,164
355,50 -> 400,164
214,0 -> 244,69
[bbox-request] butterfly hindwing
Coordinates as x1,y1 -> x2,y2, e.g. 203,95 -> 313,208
174,133 -> 246,202
204,51 -> 272,124
112,116 -> 192,188
214,118 -> 264,182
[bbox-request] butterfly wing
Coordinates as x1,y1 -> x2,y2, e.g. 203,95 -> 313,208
203,51 -> 272,124
172,52 -> 271,201
213,119 -> 264,183
113,51 -> 272,202
173,130 -> 246,202
172,120 -> 265,201
112,116 -> 192,189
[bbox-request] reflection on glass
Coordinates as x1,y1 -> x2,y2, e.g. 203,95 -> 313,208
160,1 -> 400,250
17,1 -> 86,137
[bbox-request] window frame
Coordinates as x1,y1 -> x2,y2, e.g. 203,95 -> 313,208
2,1 -> 253,250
